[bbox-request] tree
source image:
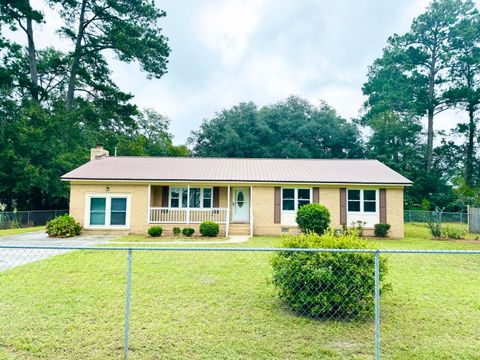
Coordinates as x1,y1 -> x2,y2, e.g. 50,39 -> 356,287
401,0 -> 476,173
363,111 -> 423,179
58,0 -> 171,110
0,0 -> 177,210
189,96 -> 363,159
116,108 -> 190,156
0,0 -> 43,100
444,9 -> 480,186
365,0 -> 476,173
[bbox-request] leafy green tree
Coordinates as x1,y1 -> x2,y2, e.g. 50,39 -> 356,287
0,0 -> 43,100
364,0 -> 475,173
401,0 -> 476,173
189,96 -> 363,159
116,108 -> 190,156
58,0 -> 171,110
444,8 -> 480,186
363,111 -> 423,178
0,0 -> 180,210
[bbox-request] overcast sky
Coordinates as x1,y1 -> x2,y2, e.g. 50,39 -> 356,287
8,0 -> 465,144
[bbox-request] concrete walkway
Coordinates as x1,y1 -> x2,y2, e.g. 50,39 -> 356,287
0,230 -> 117,271
110,235 -> 250,245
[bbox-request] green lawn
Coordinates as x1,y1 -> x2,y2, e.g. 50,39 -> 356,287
113,235 -> 227,242
0,224 -> 479,359
0,226 -> 44,237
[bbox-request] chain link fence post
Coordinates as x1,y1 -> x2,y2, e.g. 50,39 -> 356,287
375,250 -> 381,360
124,249 -> 133,360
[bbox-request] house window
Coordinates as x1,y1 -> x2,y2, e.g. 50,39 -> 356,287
363,190 -> 376,212
297,189 -> 311,209
90,198 -> 106,225
203,188 -> 212,208
347,190 -> 361,212
347,189 -> 377,213
282,189 -> 295,210
170,187 -> 213,208
110,198 -> 127,225
87,194 -> 130,228
282,188 -> 311,211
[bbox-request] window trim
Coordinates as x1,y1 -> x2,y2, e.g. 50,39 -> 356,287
281,187 -> 312,212
85,193 -> 131,229
347,189 -> 378,214
169,187 -> 214,209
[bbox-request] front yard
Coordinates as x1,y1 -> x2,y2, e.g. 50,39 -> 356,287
0,224 -> 479,359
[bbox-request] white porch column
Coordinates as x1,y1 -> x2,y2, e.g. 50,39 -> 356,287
147,184 -> 151,224
226,185 -> 231,238
250,185 -> 253,238
186,185 -> 190,224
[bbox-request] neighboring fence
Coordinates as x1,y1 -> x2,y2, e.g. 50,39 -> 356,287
0,245 -> 479,359
468,207 -> 480,233
404,210 -> 468,223
0,209 -> 68,229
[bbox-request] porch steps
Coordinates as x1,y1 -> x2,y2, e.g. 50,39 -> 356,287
229,223 -> 250,236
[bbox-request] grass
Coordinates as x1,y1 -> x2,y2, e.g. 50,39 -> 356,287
0,226 -> 44,237
0,224 -> 479,359
113,235 -> 227,242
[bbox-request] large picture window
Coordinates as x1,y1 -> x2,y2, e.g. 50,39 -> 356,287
169,187 -> 213,208
87,194 -> 130,228
347,189 -> 377,213
282,188 -> 311,211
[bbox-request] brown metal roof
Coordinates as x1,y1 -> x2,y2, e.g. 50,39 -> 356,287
61,157 -> 412,185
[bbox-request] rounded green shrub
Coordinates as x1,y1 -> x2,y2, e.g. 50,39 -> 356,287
148,226 -> 163,237
272,231 -> 389,320
374,223 -> 391,237
173,227 -> 181,236
199,221 -> 220,237
46,215 -> 81,238
295,203 -> 330,235
182,227 -> 195,237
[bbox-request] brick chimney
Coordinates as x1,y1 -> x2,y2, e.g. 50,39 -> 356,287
90,145 -> 109,161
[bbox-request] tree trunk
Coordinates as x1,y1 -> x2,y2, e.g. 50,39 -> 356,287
425,59 -> 436,173
66,0 -> 88,111
26,17 -> 39,101
466,105 -> 475,187
426,106 -> 434,173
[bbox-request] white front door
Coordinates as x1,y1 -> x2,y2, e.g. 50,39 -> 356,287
232,187 -> 250,223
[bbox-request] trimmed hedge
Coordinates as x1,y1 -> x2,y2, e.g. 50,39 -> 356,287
199,221 -> 219,237
374,223 -> 391,237
46,215 -> 81,238
173,227 -> 181,236
272,230 -> 389,319
182,227 -> 195,237
295,203 -> 330,235
148,226 -> 163,237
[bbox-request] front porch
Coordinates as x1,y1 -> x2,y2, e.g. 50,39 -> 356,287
147,185 -> 253,237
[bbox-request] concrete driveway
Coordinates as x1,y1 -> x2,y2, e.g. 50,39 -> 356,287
0,230 -> 118,271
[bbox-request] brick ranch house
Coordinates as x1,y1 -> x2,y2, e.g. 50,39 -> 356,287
61,146 -> 411,238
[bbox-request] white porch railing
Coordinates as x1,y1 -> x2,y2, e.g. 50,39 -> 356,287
149,207 -> 228,224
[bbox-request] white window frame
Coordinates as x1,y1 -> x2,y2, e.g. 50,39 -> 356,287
281,188 -> 312,212
169,187 -> 213,209
347,189 -> 379,214
85,193 -> 131,229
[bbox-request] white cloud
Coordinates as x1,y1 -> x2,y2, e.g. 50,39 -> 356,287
196,0 -> 269,67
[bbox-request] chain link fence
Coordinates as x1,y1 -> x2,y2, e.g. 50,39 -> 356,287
404,210 -> 468,223
0,210 -> 68,229
0,245 -> 479,359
